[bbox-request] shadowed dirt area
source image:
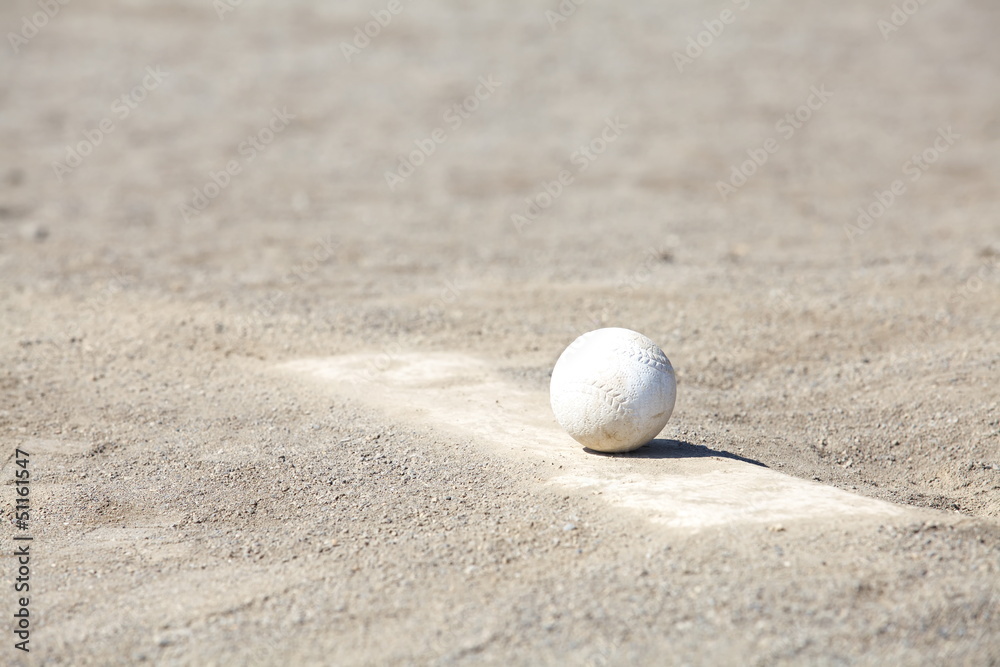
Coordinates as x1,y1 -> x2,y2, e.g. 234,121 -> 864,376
1,0 -> 998,664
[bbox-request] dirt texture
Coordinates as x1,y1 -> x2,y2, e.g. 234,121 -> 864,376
1,0 -> 999,665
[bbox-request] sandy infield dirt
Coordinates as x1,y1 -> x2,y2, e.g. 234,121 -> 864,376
2,0 -> 999,664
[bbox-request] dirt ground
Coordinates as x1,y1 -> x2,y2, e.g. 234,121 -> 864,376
2,0 -> 999,664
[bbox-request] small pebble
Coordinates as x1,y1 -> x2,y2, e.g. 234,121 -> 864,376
19,222 -> 48,242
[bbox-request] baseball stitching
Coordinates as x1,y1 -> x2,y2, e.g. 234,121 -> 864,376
629,346 -> 673,374
564,381 -> 632,418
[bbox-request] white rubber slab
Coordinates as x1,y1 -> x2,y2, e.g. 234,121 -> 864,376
281,354 -> 908,530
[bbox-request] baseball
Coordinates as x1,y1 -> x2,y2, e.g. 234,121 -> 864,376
550,328 -> 676,453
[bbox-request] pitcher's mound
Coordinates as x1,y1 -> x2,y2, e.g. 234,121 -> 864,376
282,354 -> 911,531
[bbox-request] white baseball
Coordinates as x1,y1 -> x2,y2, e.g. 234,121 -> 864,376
550,328 -> 676,453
